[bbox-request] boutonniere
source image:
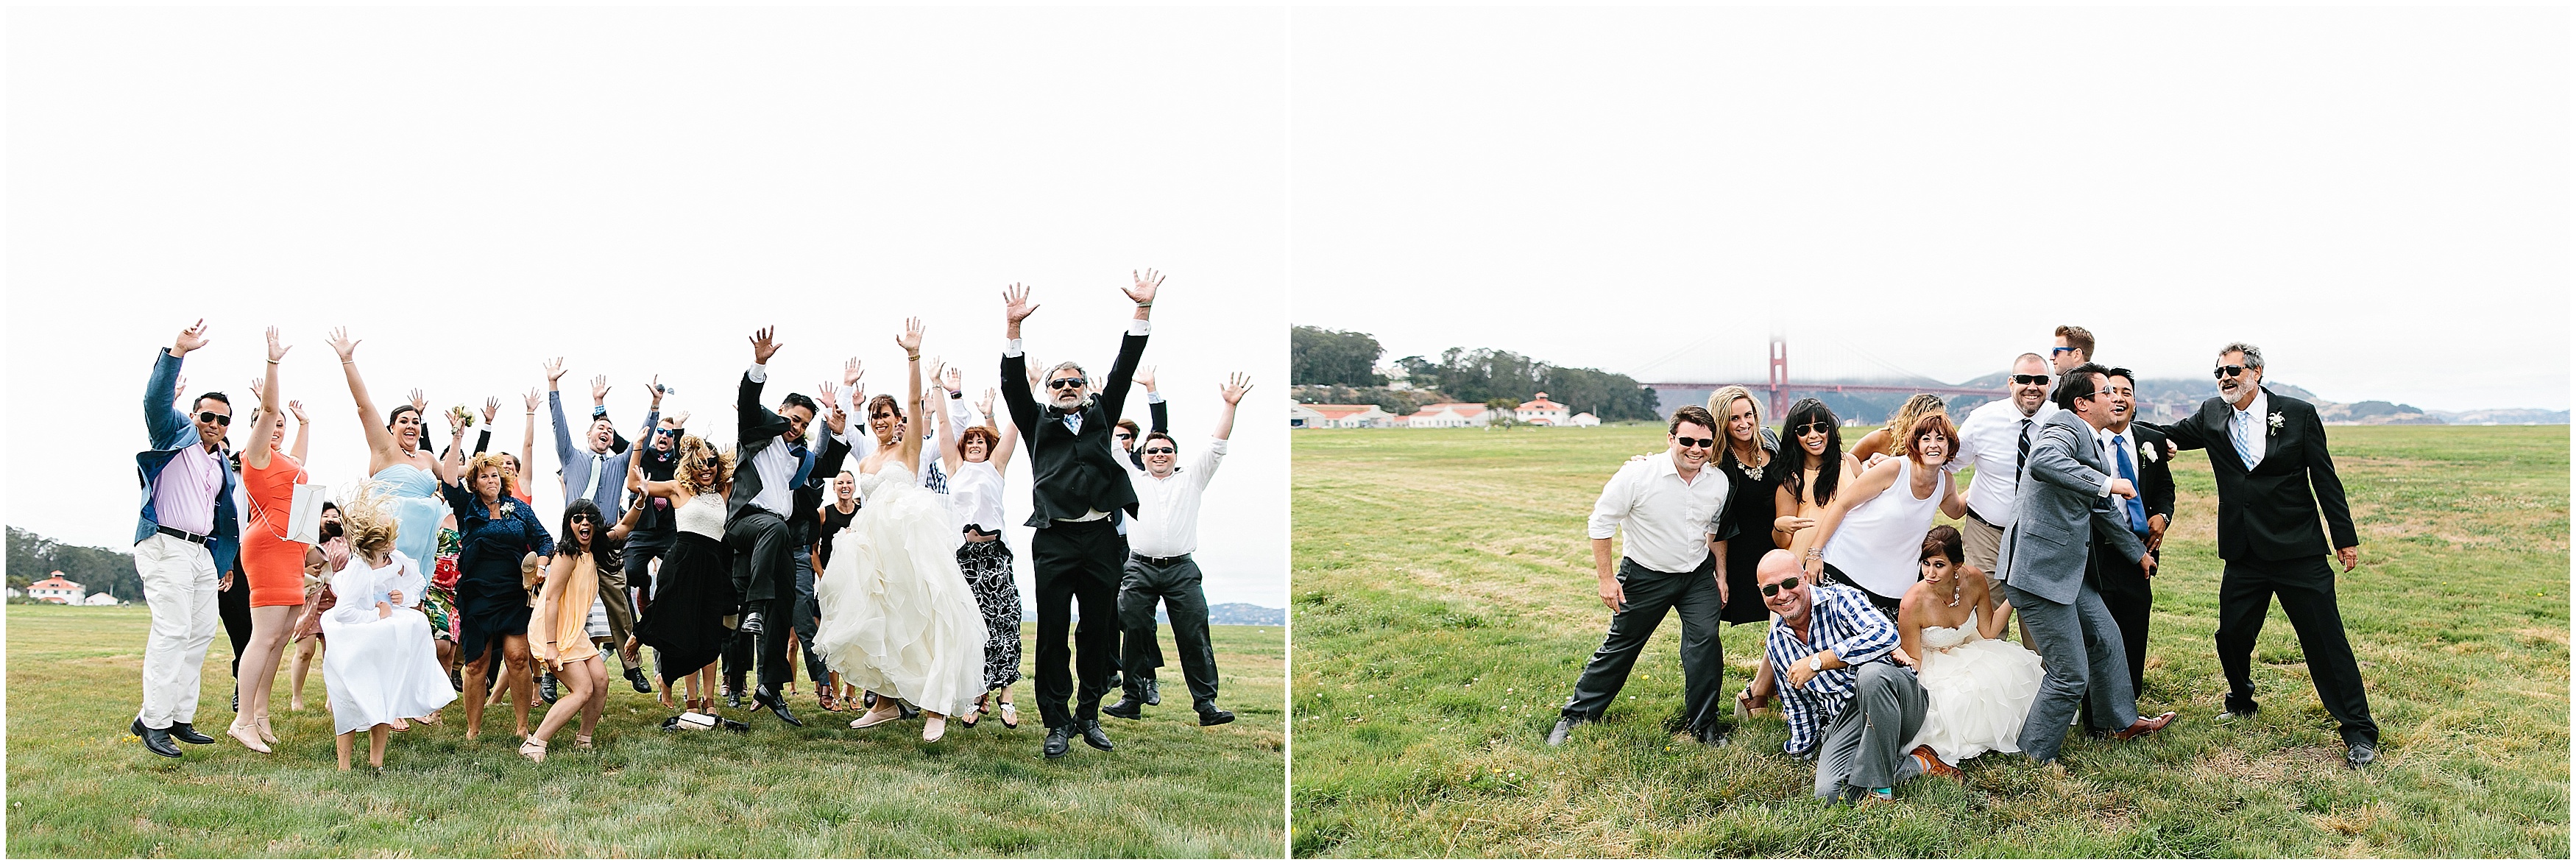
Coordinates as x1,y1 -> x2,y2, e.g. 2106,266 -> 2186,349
2137,440 -> 2159,464
495,501 -> 516,520
2267,412 -> 2285,436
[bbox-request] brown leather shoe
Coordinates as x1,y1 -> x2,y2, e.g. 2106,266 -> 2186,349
1911,744 -> 1964,783
2112,710 -> 2178,741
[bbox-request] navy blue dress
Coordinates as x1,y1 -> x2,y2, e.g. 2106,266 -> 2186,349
442,483 -> 554,665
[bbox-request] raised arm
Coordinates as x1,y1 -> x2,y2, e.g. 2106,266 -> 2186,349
999,283 -> 1042,435
936,377 -> 963,477
1095,269 -> 1161,417
246,326 -> 291,470
1212,373 -> 1248,442
544,358 -> 575,465
288,399 -> 311,464
894,318 -> 928,469
521,388 -> 541,499
328,328 -> 402,470
146,320 -> 208,448
742,327 -> 782,439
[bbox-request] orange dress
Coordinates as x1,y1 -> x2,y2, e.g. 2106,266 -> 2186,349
537,553 -> 601,666
238,453 -> 311,607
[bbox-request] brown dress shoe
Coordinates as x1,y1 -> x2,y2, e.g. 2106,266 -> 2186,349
2112,710 -> 2179,741
1911,744 -> 1964,782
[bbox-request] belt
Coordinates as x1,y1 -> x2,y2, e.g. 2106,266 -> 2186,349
1132,553 -> 1193,568
155,525 -> 213,546
1964,508 -> 2004,530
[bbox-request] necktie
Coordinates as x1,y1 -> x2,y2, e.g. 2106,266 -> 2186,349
2115,434 -> 2147,534
2231,410 -> 2257,470
2014,417 -> 2033,479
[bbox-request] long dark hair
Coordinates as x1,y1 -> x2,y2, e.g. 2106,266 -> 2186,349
558,498 -> 604,559
1778,398 -> 1844,508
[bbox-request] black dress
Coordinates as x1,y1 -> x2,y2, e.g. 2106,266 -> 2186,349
442,484 -> 553,665
1717,429 -> 1782,624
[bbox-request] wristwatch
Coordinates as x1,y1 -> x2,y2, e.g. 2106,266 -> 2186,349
1808,654 -> 1825,674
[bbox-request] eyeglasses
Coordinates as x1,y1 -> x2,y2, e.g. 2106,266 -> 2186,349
2212,364 -> 2248,378
197,412 -> 232,426
1793,423 -> 1833,436
2011,374 -> 2050,386
1142,447 -> 1177,455
1760,576 -> 1802,597
1672,437 -> 1716,448
1048,378 -> 1087,390
1115,432 -> 1134,441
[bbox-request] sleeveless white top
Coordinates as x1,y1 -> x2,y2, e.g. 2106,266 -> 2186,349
949,460 -> 1005,534
676,491 -> 725,539
1822,456 -> 1945,599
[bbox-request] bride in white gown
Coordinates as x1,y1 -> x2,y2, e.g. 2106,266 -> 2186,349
811,319 -> 991,742
1899,526 -> 2045,766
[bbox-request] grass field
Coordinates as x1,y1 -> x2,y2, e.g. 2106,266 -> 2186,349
7,607 -> 1284,858
1290,423 -> 2569,858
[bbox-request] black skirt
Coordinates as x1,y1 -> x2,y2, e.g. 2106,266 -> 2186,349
631,532 -> 738,685
455,557 -> 531,666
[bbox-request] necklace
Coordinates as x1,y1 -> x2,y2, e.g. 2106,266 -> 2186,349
1944,578 -> 1962,607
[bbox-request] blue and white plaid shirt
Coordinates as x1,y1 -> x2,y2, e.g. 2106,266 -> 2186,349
1763,583 -> 1903,758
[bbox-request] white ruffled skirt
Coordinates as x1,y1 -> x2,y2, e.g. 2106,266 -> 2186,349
810,479 -> 991,718
1904,635 -> 2046,764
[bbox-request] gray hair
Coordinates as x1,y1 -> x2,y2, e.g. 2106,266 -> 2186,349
2220,341 -> 2265,370
1048,361 -> 1088,381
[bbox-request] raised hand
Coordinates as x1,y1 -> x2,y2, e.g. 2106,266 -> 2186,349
171,319 -> 212,356
265,325 -> 291,363
247,377 -> 266,404
288,400 -> 307,424
842,357 -> 865,388
482,397 -> 500,424
672,409 -> 691,428
1002,283 -> 1040,325
816,382 -> 846,434
941,364 -> 963,393
590,374 -> 612,406
924,358 -> 948,391
326,327 -> 360,361
749,326 -> 783,364
542,357 -> 567,386
523,388 -> 542,414
977,387 -> 997,419
1221,372 -> 1253,405
1125,269 -> 1164,306
645,375 -> 664,408
1025,355 -> 1047,390
1136,366 -> 1157,393
896,318 -> 926,355
408,389 -> 428,414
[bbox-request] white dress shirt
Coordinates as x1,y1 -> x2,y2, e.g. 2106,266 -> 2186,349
1126,437 -> 1226,558
2229,388 -> 2270,467
1950,398 -> 2060,524
744,363 -> 800,518
1586,452 -> 1730,574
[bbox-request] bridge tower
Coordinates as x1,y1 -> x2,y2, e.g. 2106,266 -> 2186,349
1767,334 -> 1789,418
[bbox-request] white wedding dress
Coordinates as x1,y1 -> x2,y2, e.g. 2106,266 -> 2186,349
319,551 -> 457,735
811,462 -> 991,718
1903,610 -> 2046,763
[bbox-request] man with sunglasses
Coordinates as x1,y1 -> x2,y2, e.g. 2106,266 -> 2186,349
999,273 -> 1160,759
2050,325 -> 2096,376
1755,549 -> 1956,802
129,319 -> 243,758
1947,353 -> 2062,581
2148,342 -> 2376,769
1546,403 -> 1734,748
1105,372 -> 1251,727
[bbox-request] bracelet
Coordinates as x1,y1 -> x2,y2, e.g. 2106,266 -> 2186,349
266,359 -> 279,364
1137,302 -> 1153,308
907,354 -> 921,361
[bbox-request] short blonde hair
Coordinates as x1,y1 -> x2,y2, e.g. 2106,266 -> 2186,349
338,483 -> 400,558
675,436 -> 735,497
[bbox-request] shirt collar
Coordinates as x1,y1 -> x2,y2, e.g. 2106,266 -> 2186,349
2233,388 -> 2269,421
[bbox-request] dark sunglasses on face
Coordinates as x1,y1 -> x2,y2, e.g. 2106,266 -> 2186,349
1794,423 -> 1832,436
1116,432 -> 1134,440
1049,378 -> 1086,390
1673,437 -> 1716,448
570,515 -> 595,524
1761,576 -> 1802,597
1142,447 -> 1177,455
198,412 -> 232,426
2011,374 -> 2050,386
2050,346 -> 2079,356
2213,364 -> 2248,378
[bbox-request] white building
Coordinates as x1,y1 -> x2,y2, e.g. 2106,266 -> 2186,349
27,573 -> 82,604
1291,402 -> 1397,429
1570,412 -> 1602,427
1517,392 -> 1570,426
83,592 -> 120,607
1404,402 -> 1496,428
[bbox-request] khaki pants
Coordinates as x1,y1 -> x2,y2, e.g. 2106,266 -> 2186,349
1963,512 -> 2037,649
135,534 -> 222,727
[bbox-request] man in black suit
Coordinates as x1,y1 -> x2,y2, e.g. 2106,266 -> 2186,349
999,273 -> 1158,758
724,325 -> 847,727
2154,342 -> 2377,769
2095,367 -> 2173,702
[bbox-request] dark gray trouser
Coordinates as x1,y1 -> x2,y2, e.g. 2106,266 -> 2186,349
1558,556 -> 1727,742
1119,555 -> 1218,706
2006,579 -> 2135,762
722,509 -> 796,688
595,536 -> 636,666
791,548 -> 827,685
1812,663 -> 1929,799
2216,554 -> 2377,746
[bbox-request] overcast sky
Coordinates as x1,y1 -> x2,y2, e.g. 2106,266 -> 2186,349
7,7 -> 1288,608
1289,6 -> 2569,412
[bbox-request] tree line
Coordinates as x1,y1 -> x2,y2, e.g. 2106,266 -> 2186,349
8,526 -> 144,601
1291,325 -> 1658,421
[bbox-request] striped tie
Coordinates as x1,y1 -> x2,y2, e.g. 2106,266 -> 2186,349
2232,410 -> 2257,470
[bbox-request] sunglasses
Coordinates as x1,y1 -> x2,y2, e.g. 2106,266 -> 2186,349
1142,447 -> 1177,455
570,515 -> 595,524
2011,374 -> 2051,386
197,411 -> 232,426
1793,423 -> 1833,436
1116,432 -> 1134,440
2212,364 -> 2248,378
1761,576 -> 1802,597
1048,378 -> 1087,390
2050,346 -> 2080,356
1672,436 -> 1716,448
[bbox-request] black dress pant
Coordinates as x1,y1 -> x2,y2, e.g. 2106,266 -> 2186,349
1558,556 -> 1727,741
2094,536 -> 2153,699
1032,519 -> 1125,730
724,509 -> 797,689
2217,554 -> 2378,746
1119,554 -> 1218,706
219,568 -> 252,679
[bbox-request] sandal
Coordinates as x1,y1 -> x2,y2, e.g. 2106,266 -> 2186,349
414,712 -> 442,727
850,705 -> 905,730
819,692 -> 839,713
388,718 -> 411,732
998,701 -> 1019,730
573,734 -> 593,750
519,736 -> 547,763
255,715 -> 279,744
227,721 -> 272,754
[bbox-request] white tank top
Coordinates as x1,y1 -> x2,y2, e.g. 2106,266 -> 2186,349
1822,457 -> 1945,599
949,460 -> 1005,533
676,492 -> 725,539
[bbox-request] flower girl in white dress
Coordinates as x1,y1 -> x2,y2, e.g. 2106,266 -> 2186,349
1899,525 -> 2045,766
320,488 -> 457,770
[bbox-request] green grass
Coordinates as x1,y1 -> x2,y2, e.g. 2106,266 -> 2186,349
1289,424 -> 2569,858
7,607 -> 1284,857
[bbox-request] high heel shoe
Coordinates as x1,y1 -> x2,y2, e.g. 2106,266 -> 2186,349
255,715 -> 278,744
519,736 -> 547,763
228,721 -> 272,754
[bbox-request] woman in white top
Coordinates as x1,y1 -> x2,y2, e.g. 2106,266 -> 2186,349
811,319 -> 991,742
944,386 -> 1025,729
319,486 -> 456,771
626,435 -> 735,715
1806,412 -> 1969,621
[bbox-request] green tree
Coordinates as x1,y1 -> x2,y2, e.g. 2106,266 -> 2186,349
7,526 -> 144,601
1290,326 -> 1386,386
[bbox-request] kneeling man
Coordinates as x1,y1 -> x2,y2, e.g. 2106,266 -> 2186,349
1759,549 -> 1962,802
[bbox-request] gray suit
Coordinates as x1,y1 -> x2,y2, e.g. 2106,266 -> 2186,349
1996,412 -> 2150,760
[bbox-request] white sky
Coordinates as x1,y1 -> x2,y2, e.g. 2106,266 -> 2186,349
6,7 -> 1289,609
1289,6 -> 2570,412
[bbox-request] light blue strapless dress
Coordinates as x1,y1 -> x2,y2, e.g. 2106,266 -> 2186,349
372,464 -> 448,569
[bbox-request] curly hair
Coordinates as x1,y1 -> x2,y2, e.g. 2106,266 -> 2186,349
464,452 -> 514,498
1881,394 -> 1951,457
337,482 -> 401,559
674,435 -> 734,498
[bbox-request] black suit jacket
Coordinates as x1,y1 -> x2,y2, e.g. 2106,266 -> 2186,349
1002,328 -> 1149,528
2153,388 -> 2357,562
725,371 -> 845,534
2119,422 -> 2176,535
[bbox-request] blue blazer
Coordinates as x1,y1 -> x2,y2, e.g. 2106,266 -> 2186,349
134,348 -> 241,574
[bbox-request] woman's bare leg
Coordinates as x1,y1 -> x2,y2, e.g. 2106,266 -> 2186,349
290,638 -> 319,710
336,731 -> 355,770
239,604 -> 301,737
503,636 -> 536,738
579,657 -> 608,736
461,651 -> 492,739
367,723 -> 391,767
532,657 -> 600,743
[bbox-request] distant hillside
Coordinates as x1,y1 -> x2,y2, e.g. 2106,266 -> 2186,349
1206,604 -> 1285,626
1659,375 -> 2560,428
